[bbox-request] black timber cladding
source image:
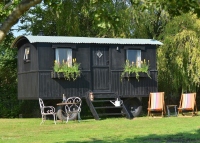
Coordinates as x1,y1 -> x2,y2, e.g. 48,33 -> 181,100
12,36 -> 162,100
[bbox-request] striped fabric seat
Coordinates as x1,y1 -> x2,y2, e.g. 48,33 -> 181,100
150,93 -> 163,110
147,92 -> 165,117
178,93 -> 197,116
181,94 -> 194,109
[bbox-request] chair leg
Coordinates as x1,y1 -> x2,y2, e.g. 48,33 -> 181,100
78,113 -> 81,122
66,115 -> 69,123
53,114 -> 57,125
40,115 -> 45,125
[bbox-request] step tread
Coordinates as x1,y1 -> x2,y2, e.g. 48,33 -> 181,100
92,100 -> 120,102
98,113 -> 124,116
95,106 -> 122,109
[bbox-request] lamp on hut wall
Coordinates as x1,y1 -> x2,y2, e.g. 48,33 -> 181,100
116,46 -> 119,51
89,92 -> 94,101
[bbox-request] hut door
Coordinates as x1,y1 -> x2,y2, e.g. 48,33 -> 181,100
92,47 -> 110,91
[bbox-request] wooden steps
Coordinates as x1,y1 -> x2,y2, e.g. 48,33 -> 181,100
85,92 -> 133,120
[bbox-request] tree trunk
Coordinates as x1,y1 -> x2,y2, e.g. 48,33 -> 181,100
0,0 -> 42,43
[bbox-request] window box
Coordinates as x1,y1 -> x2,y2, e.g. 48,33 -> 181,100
122,72 -> 149,78
51,71 -> 80,80
51,71 -> 64,79
121,59 -> 151,81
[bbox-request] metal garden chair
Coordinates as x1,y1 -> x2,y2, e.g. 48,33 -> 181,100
39,98 -> 57,125
64,97 -> 82,123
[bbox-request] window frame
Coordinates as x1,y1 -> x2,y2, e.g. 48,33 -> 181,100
126,49 -> 141,67
124,46 -> 145,68
55,48 -> 73,66
52,44 -> 76,66
23,47 -> 30,63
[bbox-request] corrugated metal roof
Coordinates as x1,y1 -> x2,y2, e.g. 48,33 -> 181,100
11,35 -> 163,48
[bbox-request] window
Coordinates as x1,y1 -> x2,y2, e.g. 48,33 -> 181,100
24,47 -> 30,62
126,50 -> 141,67
55,48 -> 72,66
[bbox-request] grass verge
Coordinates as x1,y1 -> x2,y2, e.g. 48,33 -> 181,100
0,115 -> 200,143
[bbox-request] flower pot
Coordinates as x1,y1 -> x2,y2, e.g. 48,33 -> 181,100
51,71 -> 80,80
122,72 -> 149,78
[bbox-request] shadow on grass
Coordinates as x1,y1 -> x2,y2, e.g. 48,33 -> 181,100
56,129 -> 200,143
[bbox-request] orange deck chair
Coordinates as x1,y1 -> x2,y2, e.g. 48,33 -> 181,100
178,93 -> 198,116
147,92 -> 166,117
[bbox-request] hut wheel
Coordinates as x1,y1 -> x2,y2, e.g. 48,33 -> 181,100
56,106 -> 78,121
123,98 -> 142,117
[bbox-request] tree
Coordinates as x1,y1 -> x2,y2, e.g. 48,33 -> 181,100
128,2 -> 169,39
19,0 -> 131,38
158,13 -> 200,97
0,32 -> 19,117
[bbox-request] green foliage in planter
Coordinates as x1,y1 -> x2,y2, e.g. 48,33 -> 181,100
121,59 -> 150,81
54,58 -> 81,80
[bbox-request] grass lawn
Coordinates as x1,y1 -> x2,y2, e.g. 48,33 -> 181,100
0,115 -> 200,143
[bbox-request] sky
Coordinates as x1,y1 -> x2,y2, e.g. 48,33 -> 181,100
12,23 -> 26,37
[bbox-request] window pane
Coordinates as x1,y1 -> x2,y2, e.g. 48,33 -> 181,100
56,48 -> 72,66
127,50 -> 141,66
24,47 -> 30,61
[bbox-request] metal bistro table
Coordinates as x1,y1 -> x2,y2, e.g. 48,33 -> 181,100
56,101 -> 81,123
166,105 -> 177,117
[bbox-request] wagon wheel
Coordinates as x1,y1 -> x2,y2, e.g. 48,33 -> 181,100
56,106 -> 78,121
123,98 -> 142,117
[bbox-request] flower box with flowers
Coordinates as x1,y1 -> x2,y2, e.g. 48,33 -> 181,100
121,59 -> 151,81
51,58 -> 81,81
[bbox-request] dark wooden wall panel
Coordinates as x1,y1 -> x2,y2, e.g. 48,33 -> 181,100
18,43 -> 38,73
111,71 -> 157,97
18,72 -> 38,99
76,45 -> 90,70
111,45 -> 125,70
38,71 -> 90,99
143,45 -> 157,70
38,43 -> 54,70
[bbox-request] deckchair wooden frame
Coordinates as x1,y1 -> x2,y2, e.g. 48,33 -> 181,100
178,93 -> 198,116
147,92 -> 166,117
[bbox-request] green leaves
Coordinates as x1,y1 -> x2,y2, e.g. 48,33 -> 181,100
53,58 -> 81,81
158,13 -> 200,94
121,59 -> 150,81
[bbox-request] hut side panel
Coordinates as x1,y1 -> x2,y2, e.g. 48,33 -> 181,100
37,44 -> 91,99
18,43 -> 38,73
76,44 -> 90,70
110,45 -> 124,70
110,45 -> 158,97
110,72 -> 157,97
18,73 -> 38,99
18,43 -> 39,99
37,43 -> 54,70
143,45 -> 157,70
39,72 -> 90,99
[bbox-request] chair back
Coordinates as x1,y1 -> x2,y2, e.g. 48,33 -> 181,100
150,92 -> 164,110
181,93 -> 196,109
39,98 -> 44,114
66,97 -> 82,112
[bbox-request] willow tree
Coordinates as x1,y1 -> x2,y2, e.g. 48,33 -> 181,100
158,13 -> 200,96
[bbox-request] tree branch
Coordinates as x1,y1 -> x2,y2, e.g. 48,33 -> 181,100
0,0 -> 42,43
3,0 -> 15,10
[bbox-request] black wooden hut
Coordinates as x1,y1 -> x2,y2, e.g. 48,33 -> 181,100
11,36 -> 163,120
